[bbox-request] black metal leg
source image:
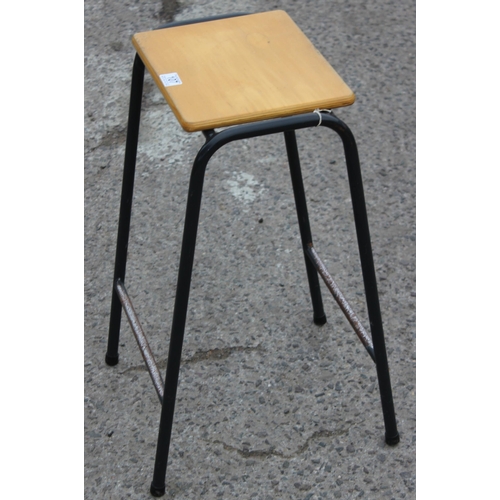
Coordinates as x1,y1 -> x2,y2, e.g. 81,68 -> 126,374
329,116 -> 400,445
150,142 -> 212,497
284,130 -> 327,325
105,54 -> 145,366
104,107 -> 399,496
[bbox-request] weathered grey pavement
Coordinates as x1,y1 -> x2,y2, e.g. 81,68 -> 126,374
84,0 -> 415,498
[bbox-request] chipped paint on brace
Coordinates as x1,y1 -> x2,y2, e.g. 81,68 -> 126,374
306,246 -> 375,361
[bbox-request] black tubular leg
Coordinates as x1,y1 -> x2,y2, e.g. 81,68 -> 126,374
284,130 -> 327,325
330,116 -> 400,445
105,54 -> 145,366
101,107 -> 399,495
150,142 -> 212,497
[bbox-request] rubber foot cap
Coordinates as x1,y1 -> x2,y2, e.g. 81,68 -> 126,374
314,314 -> 327,326
385,432 -> 400,446
150,483 -> 166,497
105,354 -> 119,366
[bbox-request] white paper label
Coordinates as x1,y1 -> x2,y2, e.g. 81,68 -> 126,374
159,73 -> 182,87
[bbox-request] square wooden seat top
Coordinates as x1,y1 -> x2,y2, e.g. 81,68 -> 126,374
132,10 -> 355,132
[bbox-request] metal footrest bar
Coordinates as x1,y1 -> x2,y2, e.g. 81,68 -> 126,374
115,279 -> 165,403
306,245 -> 376,362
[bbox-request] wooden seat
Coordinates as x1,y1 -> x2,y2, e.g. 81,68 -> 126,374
132,10 -> 355,131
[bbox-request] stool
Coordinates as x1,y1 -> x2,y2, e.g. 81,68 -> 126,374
105,10 -> 399,497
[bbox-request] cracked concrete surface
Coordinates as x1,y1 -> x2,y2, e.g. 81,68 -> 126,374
85,0 -> 415,498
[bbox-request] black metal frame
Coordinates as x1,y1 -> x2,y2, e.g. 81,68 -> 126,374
105,17 -> 399,497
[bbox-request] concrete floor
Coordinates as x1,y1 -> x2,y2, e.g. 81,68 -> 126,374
84,0 -> 415,498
